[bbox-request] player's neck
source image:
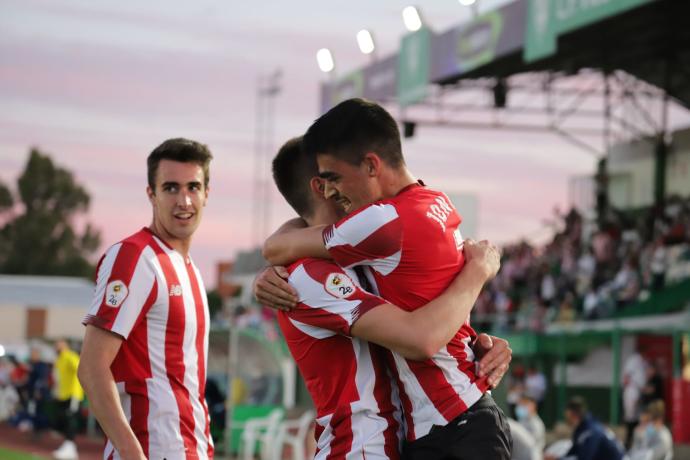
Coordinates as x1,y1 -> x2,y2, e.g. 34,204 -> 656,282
307,204 -> 338,227
380,165 -> 417,198
148,222 -> 192,259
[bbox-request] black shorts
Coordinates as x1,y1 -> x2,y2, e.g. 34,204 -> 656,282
401,393 -> 513,460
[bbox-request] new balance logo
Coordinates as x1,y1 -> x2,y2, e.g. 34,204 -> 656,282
169,284 -> 183,296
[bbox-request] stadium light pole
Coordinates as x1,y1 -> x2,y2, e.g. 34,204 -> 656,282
251,70 -> 282,246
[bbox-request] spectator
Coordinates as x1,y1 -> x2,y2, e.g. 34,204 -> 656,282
0,357 -> 19,422
524,366 -> 547,409
52,339 -> 83,460
649,238 -> 667,291
628,401 -> 673,460
640,361 -> 665,407
508,418 -> 543,460
545,396 -> 624,460
516,395 -> 545,452
25,345 -> 52,433
623,348 -> 647,449
611,256 -> 641,307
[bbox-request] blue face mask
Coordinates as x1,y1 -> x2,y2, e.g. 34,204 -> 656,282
515,405 -> 528,420
645,424 -> 657,439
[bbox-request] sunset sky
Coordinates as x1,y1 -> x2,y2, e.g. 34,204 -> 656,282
3,0 -> 680,285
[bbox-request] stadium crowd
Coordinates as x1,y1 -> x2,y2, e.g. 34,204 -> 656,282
473,196 -> 690,333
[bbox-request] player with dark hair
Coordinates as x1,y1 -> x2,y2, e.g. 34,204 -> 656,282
259,120 -> 513,459
79,138 -> 214,460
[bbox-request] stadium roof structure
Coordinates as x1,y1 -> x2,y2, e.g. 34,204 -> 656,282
319,0 -> 690,209
321,0 -> 690,111
437,0 -> 689,104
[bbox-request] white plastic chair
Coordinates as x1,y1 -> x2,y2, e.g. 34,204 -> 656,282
272,409 -> 315,460
240,408 -> 285,460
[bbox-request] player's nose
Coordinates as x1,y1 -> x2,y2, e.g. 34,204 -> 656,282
323,182 -> 338,199
177,191 -> 192,207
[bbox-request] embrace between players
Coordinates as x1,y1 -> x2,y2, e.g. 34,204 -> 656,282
78,98 -> 512,460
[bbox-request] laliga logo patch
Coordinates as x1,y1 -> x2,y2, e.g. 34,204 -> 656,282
105,280 -> 128,308
325,272 -> 355,299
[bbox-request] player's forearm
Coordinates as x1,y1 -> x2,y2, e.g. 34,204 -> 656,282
78,363 -> 144,459
263,221 -> 330,265
410,260 -> 488,358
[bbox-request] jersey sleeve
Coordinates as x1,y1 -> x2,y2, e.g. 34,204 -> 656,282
287,259 -> 386,337
83,242 -> 157,339
322,202 -> 403,275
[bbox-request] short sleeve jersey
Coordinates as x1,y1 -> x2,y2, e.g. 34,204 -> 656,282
83,228 -> 213,460
278,258 -> 402,460
322,182 -> 489,441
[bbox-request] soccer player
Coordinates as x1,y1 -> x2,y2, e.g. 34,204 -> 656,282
262,99 -> 512,459
261,137 -> 503,459
78,138 -> 214,460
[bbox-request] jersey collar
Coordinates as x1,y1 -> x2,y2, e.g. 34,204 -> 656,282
396,179 -> 425,197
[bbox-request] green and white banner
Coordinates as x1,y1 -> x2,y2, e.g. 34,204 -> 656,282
524,0 -> 655,63
398,27 -> 432,107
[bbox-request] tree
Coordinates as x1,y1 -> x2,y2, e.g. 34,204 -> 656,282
0,148 -> 101,277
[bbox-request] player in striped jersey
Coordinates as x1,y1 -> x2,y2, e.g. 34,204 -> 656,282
265,138 -> 502,459
78,139 -> 214,460
262,99 -> 512,459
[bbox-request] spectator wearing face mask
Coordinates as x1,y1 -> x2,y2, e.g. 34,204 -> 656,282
516,395 -> 545,452
628,400 -> 673,460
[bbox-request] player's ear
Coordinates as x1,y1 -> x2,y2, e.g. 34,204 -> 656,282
310,177 -> 325,197
362,153 -> 382,176
146,186 -> 155,204
203,185 -> 209,206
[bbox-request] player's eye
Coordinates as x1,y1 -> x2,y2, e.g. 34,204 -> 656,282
163,185 -> 178,193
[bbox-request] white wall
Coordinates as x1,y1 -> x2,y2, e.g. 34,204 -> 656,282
46,306 -> 89,340
0,305 -> 26,343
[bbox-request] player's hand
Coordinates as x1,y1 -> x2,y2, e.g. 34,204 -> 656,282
253,266 -> 298,311
463,239 -> 501,282
473,333 -> 511,388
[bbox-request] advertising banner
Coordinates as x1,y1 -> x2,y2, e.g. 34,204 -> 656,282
524,0 -> 656,63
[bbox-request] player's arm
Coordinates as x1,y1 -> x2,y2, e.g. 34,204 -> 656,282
78,326 -> 145,460
262,218 -> 330,265
351,239 -> 499,361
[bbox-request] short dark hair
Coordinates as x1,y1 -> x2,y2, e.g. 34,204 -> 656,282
147,138 -> 213,190
566,396 -> 588,418
303,98 -> 404,168
272,136 -> 318,219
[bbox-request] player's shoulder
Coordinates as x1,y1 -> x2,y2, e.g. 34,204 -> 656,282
101,228 -> 157,267
332,200 -> 400,232
288,257 -> 344,282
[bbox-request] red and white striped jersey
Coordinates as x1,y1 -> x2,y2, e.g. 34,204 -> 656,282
322,182 -> 490,441
83,228 -> 213,460
278,258 -> 402,460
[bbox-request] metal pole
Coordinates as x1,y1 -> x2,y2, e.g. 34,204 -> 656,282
252,76 -> 265,247
610,328 -> 621,426
558,332 -> 567,421
224,306 -> 241,457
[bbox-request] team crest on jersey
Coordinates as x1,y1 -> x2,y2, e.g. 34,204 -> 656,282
324,273 -> 355,299
105,280 -> 128,308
